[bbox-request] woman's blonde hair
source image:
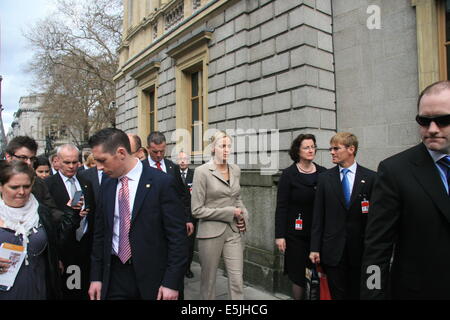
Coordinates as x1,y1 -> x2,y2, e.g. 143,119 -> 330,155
85,154 -> 96,168
210,130 -> 232,156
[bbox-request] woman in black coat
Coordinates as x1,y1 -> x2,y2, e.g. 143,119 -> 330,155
275,134 -> 326,300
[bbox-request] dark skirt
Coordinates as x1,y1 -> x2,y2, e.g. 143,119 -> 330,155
284,235 -> 312,287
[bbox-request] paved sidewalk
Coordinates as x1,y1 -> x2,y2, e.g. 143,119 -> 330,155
184,262 -> 291,300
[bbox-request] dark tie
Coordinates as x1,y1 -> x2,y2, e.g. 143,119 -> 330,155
341,168 -> 351,207
437,156 -> 450,195
118,176 -> 131,263
156,161 -> 162,171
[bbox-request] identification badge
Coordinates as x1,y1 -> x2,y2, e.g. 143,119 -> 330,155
295,214 -> 303,230
361,200 -> 369,214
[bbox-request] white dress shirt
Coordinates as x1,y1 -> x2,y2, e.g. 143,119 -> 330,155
339,161 -> 357,194
112,159 -> 142,255
148,156 -> 167,173
59,171 -> 82,197
97,169 -> 104,185
59,171 -> 87,236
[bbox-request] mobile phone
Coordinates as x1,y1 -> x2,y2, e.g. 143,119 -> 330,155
71,190 -> 84,207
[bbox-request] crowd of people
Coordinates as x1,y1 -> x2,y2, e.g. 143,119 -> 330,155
0,80 -> 449,300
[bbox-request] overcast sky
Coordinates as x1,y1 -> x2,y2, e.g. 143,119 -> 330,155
0,0 -> 56,134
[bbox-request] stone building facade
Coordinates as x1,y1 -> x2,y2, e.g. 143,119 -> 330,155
114,0 -> 446,296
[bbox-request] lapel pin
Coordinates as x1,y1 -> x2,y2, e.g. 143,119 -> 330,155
146,184 -> 151,188
361,180 -> 365,184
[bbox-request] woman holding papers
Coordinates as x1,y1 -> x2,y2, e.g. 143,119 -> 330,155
0,161 -> 79,299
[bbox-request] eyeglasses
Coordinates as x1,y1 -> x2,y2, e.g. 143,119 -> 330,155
12,154 -> 38,162
415,114 -> 450,127
301,146 -> 317,151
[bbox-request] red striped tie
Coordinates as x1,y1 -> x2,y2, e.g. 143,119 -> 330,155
118,176 -> 132,263
156,161 -> 162,171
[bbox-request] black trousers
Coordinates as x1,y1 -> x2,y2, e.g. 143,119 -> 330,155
106,255 -> 185,300
322,249 -> 361,300
105,255 -> 141,300
61,240 -> 91,300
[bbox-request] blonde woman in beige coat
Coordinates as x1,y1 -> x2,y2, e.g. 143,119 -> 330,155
191,131 -> 249,300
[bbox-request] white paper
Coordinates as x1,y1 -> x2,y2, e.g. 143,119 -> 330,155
0,243 -> 26,290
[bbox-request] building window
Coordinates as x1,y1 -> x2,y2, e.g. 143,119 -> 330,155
193,0 -> 202,11
131,60 -> 160,143
168,30 -> 211,156
438,0 -> 450,79
190,71 -> 203,153
128,0 -> 134,27
145,87 -> 157,133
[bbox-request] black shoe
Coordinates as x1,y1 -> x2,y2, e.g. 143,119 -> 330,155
185,270 -> 194,278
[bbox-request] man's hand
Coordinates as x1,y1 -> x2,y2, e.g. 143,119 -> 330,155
157,286 -> 179,300
66,197 -> 84,211
79,208 -> 90,218
309,252 -> 320,264
275,238 -> 286,253
186,222 -> 194,237
58,261 -> 64,274
89,281 -> 102,300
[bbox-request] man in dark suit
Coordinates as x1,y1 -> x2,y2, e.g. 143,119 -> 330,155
45,144 -> 96,300
177,150 -> 196,278
361,81 -> 450,300
79,165 -> 105,204
5,136 -> 64,223
144,131 -> 194,237
49,153 -> 60,175
88,128 -> 188,300
310,132 -> 376,300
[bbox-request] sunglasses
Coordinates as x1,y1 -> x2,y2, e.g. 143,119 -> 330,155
415,114 -> 450,127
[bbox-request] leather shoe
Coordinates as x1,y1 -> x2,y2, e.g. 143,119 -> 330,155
185,270 -> 194,278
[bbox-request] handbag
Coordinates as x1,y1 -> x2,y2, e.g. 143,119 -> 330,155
317,265 -> 332,300
305,265 -> 320,300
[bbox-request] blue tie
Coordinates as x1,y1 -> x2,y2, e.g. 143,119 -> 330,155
341,168 -> 351,207
437,156 -> 450,195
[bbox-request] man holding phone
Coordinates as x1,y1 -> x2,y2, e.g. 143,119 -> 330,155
45,144 -> 96,300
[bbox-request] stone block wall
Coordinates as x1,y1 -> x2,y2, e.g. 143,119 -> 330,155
115,0 -> 336,296
333,0 -> 419,170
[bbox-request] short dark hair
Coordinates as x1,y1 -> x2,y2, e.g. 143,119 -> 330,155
418,80 -> 450,110
288,134 -> 317,163
130,134 -> 142,151
0,160 -> 35,185
89,128 -> 131,155
33,156 -> 51,170
5,136 -> 38,155
147,131 -> 166,146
